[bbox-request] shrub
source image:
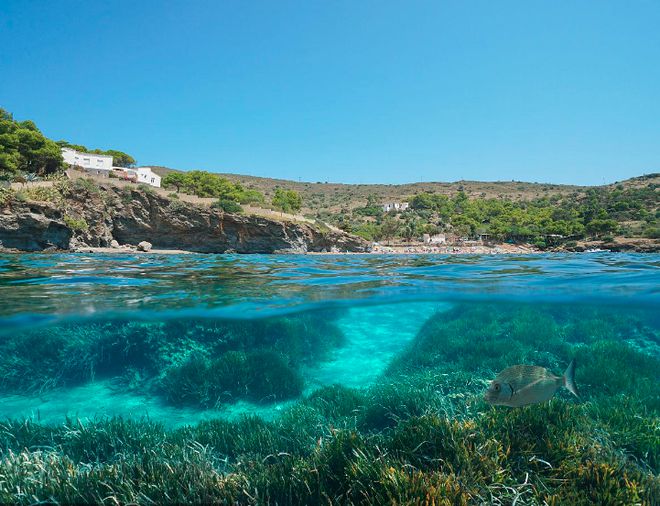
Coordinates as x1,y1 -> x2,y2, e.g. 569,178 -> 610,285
137,183 -> 154,194
168,198 -> 187,212
71,177 -> 100,195
22,185 -> 62,204
643,226 -> 660,239
211,198 -> 243,213
63,215 -> 89,232
120,186 -> 133,204
0,187 -> 14,206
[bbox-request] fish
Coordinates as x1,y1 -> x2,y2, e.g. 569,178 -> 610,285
484,359 -> 579,407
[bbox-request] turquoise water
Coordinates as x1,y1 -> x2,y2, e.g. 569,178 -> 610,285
0,252 -> 657,425
0,253 -> 658,503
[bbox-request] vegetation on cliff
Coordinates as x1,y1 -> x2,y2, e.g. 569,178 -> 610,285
0,108 -> 64,177
162,170 -> 305,214
0,177 -> 365,252
272,188 -> 303,214
325,180 -> 659,247
162,170 -> 258,202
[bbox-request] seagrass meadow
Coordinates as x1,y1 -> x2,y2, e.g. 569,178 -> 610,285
0,253 -> 658,505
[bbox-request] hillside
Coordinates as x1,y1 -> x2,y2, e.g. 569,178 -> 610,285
151,166 -> 657,213
152,166 -> 660,212
149,167 -> 658,249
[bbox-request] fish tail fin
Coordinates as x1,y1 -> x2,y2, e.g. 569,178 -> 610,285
563,358 -> 580,399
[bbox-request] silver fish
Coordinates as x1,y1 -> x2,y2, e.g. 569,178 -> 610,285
484,359 -> 579,407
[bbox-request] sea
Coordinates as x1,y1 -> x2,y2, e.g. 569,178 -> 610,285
0,252 -> 658,503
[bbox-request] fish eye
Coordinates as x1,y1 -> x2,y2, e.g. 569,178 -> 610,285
494,383 -> 500,391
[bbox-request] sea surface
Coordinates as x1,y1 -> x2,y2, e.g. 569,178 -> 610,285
0,252 -> 657,425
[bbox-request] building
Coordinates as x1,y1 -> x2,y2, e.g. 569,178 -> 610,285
422,233 -> 446,244
382,202 -> 409,212
61,148 -> 113,173
115,167 -> 162,188
62,147 -> 161,188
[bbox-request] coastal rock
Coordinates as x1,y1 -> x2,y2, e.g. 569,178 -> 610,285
137,241 -> 152,252
110,239 -> 120,248
106,186 -> 367,254
0,203 -> 71,251
0,183 -> 369,254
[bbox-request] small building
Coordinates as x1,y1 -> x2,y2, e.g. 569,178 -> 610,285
423,233 -> 446,244
114,167 -> 161,188
111,168 -> 137,182
61,148 -> 113,172
382,202 -> 409,212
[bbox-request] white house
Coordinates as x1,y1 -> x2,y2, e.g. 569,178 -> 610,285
61,147 -> 113,172
422,233 -> 446,244
382,202 -> 409,212
117,167 -> 161,188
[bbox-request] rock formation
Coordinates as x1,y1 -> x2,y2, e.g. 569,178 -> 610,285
0,201 -> 72,251
0,183 -> 369,254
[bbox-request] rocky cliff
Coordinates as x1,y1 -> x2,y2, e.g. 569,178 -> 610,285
0,182 -> 369,253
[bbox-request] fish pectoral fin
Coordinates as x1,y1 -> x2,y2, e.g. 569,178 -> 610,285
507,382 -> 514,400
511,377 -> 548,399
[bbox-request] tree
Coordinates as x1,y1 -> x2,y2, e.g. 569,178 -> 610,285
585,219 -> 619,238
272,189 -> 302,214
104,150 -> 135,167
163,173 -> 188,193
162,170 -> 264,206
0,108 -> 64,178
353,222 -> 382,242
380,215 -> 401,244
402,218 -> 418,242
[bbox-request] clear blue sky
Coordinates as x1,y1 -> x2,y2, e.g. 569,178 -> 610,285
1,1 -> 658,185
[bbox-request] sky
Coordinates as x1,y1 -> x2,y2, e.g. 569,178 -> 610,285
1,1 -> 658,185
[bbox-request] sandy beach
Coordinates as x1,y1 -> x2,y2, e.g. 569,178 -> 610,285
66,242 -> 540,255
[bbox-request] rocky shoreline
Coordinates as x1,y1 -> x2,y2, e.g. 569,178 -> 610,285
0,182 -> 368,254
1,180 -> 657,255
